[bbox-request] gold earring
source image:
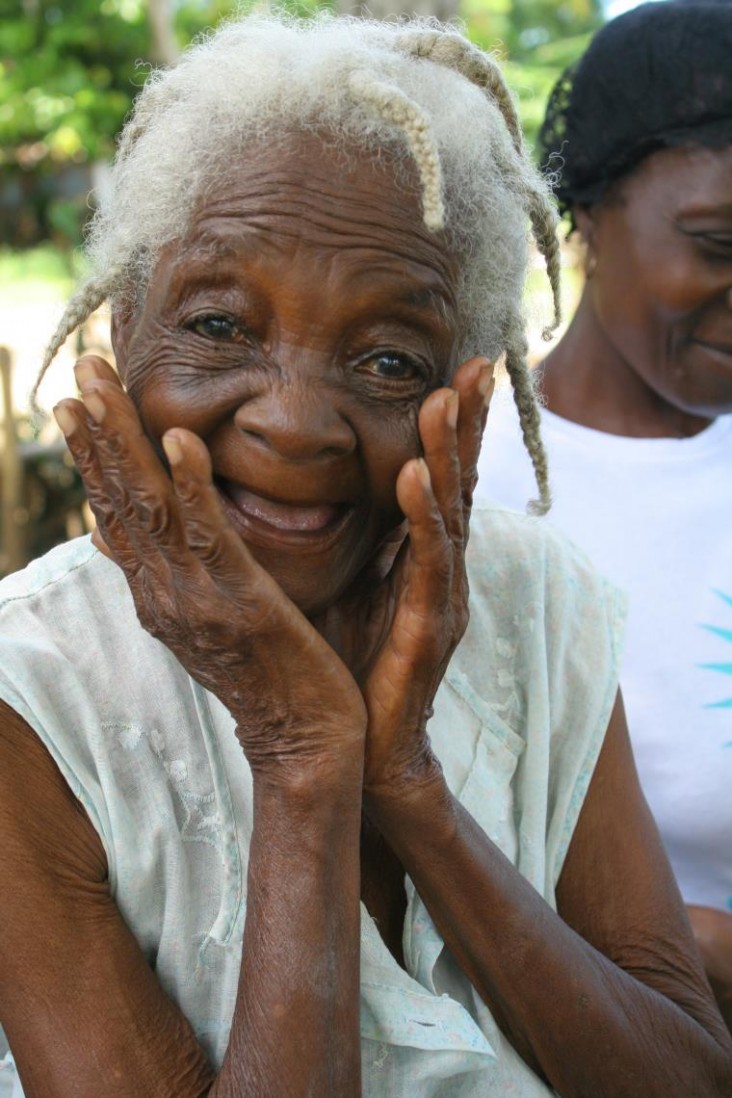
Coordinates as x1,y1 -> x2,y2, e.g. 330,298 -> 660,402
584,252 -> 597,279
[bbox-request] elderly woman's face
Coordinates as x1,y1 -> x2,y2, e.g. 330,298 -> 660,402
580,143 -> 732,417
111,135 -> 460,612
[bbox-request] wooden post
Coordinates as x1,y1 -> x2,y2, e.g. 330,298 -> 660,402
0,347 -> 25,576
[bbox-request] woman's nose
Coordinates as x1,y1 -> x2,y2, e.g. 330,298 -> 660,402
233,382 -> 356,461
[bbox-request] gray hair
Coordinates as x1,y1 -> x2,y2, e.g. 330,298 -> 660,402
37,12 -> 560,511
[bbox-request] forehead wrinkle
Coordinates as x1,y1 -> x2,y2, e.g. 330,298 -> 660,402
173,215 -> 457,309
190,165 -> 453,275
192,210 -> 452,279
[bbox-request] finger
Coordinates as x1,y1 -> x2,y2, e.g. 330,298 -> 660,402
162,429 -> 260,590
77,379 -> 184,565
74,354 -> 124,394
53,398 -> 139,572
450,357 -> 495,512
393,459 -> 453,631
418,388 -> 463,545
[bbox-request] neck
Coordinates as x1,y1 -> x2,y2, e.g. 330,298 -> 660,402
539,289 -> 713,439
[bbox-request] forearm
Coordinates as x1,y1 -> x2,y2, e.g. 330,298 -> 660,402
213,758 -> 364,1098
367,776 -> 732,1098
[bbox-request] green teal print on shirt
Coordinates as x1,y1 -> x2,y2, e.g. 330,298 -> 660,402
700,590 -> 732,709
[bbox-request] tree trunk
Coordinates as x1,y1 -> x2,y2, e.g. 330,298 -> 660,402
335,0 -> 460,20
147,0 -> 179,66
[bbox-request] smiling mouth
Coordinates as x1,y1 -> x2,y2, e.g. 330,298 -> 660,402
216,478 -> 352,541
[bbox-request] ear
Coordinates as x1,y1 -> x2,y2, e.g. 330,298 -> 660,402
573,205 -> 601,280
573,205 -> 598,251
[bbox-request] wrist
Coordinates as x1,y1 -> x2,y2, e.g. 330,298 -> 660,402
363,746 -> 452,833
248,737 -> 365,804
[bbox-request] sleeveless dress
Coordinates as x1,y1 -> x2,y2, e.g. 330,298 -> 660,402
0,504 -> 624,1097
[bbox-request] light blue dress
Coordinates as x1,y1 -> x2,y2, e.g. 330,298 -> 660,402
0,504 -> 624,1096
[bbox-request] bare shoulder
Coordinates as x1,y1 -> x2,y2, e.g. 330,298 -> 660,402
0,699 -> 213,1096
0,697 -> 108,896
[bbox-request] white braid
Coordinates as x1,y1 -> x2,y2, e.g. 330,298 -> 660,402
395,27 -> 561,335
395,30 -> 524,155
30,275 -> 114,418
348,71 -> 444,231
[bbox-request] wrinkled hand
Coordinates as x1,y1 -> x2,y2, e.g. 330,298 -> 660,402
687,904 -> 732,1030
318,357 -> 494,801
54,357 -> 367,775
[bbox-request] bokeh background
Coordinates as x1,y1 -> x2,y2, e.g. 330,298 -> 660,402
0,0 -> 654,573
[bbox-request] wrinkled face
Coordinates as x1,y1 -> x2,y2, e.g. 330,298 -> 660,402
581,144 -> 732,417
112,135 -> 460,614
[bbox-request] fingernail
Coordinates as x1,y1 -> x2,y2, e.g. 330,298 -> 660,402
415,457 -> 431,489
53,403 -> 77,437
83,390 -> 106,424
478,364 -> 495,404
162,433 -> 182,466
446,391 -> 459,429
74,357 -> 101,389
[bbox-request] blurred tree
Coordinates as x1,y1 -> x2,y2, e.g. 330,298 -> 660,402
465,0 -> 603,147
0,0 -> 235,247
148,0 -> 180,64
0,0 -> 602,249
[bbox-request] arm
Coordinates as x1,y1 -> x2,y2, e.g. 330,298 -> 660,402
364,695 -> 732,1097
0,358 -> 367,1097
0,700 -> 363,1098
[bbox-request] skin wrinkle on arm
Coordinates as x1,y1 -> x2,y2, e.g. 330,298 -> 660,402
364,694 -> 732,1098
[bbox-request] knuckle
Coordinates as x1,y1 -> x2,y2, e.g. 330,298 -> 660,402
135,494 -> 175,540
100,424 -> 128,460
175,475 -> 204,508
186,524 -> 227,567
68,445 -> 98,483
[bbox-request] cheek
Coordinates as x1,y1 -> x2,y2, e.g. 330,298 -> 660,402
360,403 -> 421,506
127,365 -> 240,444
595,254 -> 692,339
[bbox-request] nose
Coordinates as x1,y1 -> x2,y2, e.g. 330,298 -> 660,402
233,380 -> 356,461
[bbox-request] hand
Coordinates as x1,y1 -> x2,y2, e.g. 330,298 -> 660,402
687,904 -> 732,1030
54,356 -> 367,776
319,357 -> 494,801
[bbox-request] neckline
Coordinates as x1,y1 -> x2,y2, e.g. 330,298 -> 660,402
539,406 -> 732,460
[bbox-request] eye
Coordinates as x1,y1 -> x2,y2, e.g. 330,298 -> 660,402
704,234 -> 732,253
359,351 -> 425,382
686,230 -> 732,258
188,314 -> 242,342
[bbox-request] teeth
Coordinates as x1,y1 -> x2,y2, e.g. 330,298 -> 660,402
225,483 -> 339,532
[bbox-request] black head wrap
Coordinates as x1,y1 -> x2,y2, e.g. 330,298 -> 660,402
539,0 -> 732,220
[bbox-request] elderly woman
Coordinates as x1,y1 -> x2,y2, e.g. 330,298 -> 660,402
0,14 -> 730,1098
475,0 -> 732,1031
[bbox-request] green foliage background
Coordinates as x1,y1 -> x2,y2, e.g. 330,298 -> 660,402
0,0 -> 603,250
